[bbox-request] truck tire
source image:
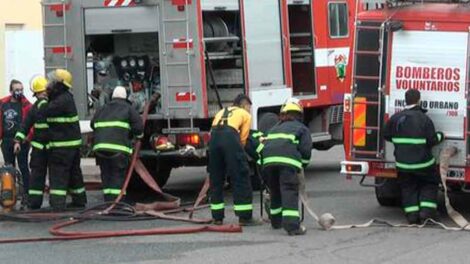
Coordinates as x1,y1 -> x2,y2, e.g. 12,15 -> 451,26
312,141 -> 336,151
258,112 -> 279,133
375,177 -> 401,207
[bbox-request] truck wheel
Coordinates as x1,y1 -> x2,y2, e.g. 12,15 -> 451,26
133,159 -> 172,188
258,112 -> 279,133
312,141 -> 336,151
375,177 -> 401,207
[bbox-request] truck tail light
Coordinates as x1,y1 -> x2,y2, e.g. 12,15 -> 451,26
177,134 -> 201,147
152,135 -> 175,151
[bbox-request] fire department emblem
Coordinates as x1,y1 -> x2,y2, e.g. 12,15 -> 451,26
334,54 -> 347,82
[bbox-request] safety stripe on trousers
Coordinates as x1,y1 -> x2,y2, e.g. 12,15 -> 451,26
69,187 -> 85,194
420,201 -> 437,209
93,143 -> 132,154
47,115 -> 79,123
34,123 -> 49,129
262,156 -> 302,169
50,189 -> 67,196
211,203 -> 224,210
28,189 -> 43,196
282,209 -> 300,218
94,121 -> 131,130
103,188 -> 122,195
404,205 -> 420,213
49,139 -> 82,148
270,207 -> 282,215
396,158 -> 436,170
234,204 -> 253,211
391,137 -> 426,144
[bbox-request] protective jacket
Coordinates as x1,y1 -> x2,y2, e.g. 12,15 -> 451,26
261,119 -> 312,170
384,105 -> 443,172
245,129 -> 264,162
91,98 -> 144,155
15,98 -> 49,150
46,86 -> 82,149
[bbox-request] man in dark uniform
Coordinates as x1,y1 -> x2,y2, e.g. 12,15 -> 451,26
46,69 -> 87,210
91,86 -> 144,202
384,89 -> 444,224
208,94 -> 261,226
14,76 -> 49,209
261,101 -> 312,235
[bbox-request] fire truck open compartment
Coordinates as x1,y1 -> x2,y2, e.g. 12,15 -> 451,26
288,1 -> 316,96
202,8 -> 244,114
85,32 -> 160,113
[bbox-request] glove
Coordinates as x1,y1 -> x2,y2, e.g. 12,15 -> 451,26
13,142 -> 21,154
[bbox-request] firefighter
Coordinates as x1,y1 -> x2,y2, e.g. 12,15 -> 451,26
91,86 -> 144,202
208,94 -> 261,226
384,89 -> 444,224
261,101 -> 312,235
13,76 -> 49,209
45,69 -> 87,210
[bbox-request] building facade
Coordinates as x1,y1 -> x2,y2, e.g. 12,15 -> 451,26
0,0 -> 43,98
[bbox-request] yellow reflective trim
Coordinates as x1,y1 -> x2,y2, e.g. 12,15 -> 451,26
256,143 -> 264,154
103,188 -> 122,195
31,141 -> 46,150
266,133 -> 299,144
38,100 -> 48,108
47,115 -> 79,123
94,121 -> 130,130
50,189 -> 67,196
404,205 -> 420,213
234,204 -> 253,211
93,143 -> 132,154
392,138 -> 426,144
49,139 -> 82,148
69,187 -> 85,194
29,189 -> 43,196
270,207 -> 282,215
34,123 -> 49,129
420,201 -> 437,209
263,156 -> 302,169
396,158 -> 436,170
211,203 -> 224,210
15,132 -> 25,140
282,210 -> 300,217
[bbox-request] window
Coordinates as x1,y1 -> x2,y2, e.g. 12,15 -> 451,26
328,2 -> 349,38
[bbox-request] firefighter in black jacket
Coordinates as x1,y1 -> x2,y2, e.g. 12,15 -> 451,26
384,89 -> 444,224
261,101 -> 312,235
208,94 -> 261,226
46,69 -> 87,210
13,76 -> 49,209
91,86 -> 144,202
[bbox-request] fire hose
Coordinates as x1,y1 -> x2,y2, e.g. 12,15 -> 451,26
0,99 -> 241,244
300,146 -> 470,231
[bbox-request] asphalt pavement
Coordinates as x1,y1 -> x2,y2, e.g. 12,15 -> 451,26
1,146 -> 470,264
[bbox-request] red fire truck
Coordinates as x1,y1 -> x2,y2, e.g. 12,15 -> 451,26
42,0 -> 354,186
341,0 -> 470,205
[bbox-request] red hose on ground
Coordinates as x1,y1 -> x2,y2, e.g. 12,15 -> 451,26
0,99 -> 239,244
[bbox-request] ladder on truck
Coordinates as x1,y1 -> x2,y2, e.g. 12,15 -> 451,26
42,0 -> 70,71
349,21 -> 387,159
160,0 -> 197,134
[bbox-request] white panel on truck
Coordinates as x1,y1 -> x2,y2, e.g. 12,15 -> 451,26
388,31 -> 468,139
84,6 -> 159,35
241,0 -> 285,89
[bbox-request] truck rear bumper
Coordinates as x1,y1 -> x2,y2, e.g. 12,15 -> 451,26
139,147 -> 208,167
340,161 -> 369,175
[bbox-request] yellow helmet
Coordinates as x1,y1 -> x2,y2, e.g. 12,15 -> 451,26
281,102 -> 303,114
30,76 -> 48,94
48,69 -> 72,88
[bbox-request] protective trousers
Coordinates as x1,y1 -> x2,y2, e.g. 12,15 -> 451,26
264,165 -> 300,232
208,127 -> 253,221
96,152 -> 129,202
398,169 -> 439,224
49,148 -> 87,210
28,148 -> 48,209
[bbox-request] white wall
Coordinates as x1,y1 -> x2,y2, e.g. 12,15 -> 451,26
4,30 -> 44,102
